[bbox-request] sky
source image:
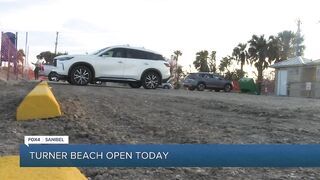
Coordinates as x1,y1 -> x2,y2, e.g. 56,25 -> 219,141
0,0 -> 319,76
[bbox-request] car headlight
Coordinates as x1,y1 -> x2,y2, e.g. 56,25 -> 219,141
57,57 -> 74,61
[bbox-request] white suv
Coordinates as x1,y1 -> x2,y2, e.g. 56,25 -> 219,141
52,45 -> 171,89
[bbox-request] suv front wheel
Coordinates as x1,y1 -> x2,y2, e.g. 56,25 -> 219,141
70,66 -> 92,85
142,71 -> 160,89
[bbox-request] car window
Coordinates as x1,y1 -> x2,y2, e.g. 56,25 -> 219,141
126,49 -> 149,59
199,74 -> 209,78
92,47 -> 109,55
112,48 -> 126,58
100,48 -> 126,58
185,74 -> 196,79
101,50 -> 114,57
146,52 -> 154,60
152,53 -> 165,60
203,74 -> 211,79
213,76 -> 222,80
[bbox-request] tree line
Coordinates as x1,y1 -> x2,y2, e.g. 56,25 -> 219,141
31,30 -> 305,93
171,30 -> 305,93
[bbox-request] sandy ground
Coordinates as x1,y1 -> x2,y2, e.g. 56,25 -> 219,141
1,81 -> 320,179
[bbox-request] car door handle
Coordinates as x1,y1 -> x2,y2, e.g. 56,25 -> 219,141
144,63 -> 149,65
118,61 -> 123,63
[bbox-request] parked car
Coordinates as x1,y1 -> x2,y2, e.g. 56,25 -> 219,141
183,72 -> 233,92
51,45 -> 171,89
38,64 -> 59,81
159,82 -> 173,89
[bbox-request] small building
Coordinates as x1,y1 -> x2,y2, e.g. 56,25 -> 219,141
270,56 -> 320,98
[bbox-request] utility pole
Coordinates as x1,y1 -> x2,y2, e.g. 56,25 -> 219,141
54,32 -> 59,55
295,19 -> 302,56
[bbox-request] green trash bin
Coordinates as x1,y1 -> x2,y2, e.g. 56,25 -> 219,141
238,78 -> 258,94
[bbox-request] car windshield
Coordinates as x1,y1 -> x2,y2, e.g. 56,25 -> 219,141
91,47 -> 110,55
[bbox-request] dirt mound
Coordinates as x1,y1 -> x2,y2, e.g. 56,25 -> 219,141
0,78 -> 6,85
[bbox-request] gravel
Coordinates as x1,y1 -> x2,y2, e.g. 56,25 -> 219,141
1,81 -> 320,179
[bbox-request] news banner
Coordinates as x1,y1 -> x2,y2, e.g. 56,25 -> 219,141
20,136 -> 320,167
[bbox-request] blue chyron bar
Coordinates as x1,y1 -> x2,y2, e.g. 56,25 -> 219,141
20,144 -> 320,167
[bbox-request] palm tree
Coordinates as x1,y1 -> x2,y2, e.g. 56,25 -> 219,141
293,33 -> 305,57
172,50 -> 182,88
248,35 -> 269,94
232,43 -> 248,74
267,35 -> 281,63
193,50 -> 209,72
208,51 -> 217,73
277,30 -> 295,61
218,56 -> 233,74
173,50 -> 182,61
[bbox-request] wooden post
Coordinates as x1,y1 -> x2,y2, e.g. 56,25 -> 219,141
23,32 -> 28,79
0,32 -> 3,67
7,40 -> 10,81
15,32 -> 18,80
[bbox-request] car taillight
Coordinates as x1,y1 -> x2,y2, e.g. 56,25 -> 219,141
164,62 -> 170,67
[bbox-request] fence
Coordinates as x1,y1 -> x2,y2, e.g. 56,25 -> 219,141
0,65 -> 34,81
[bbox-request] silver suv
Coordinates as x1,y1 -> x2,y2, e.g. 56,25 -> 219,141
183,72 -> 233,92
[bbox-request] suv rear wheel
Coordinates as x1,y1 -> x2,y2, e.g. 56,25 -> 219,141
142,71 -> 160,89
70,66 -> 92,85
224,84 -> 232,92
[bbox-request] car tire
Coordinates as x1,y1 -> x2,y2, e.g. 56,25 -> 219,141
224,84 -> 232,92
197,83 -> 206,91
163,85 -> 170,89
70,66 -> 92,86
129,82 -> 142,88
48,72 -> 59,82
142,71 -> 160,89
95,81 -> 102,85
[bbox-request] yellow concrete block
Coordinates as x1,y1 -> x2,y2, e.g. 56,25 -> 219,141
16,81 -> 62,120
38,81 -> 49,86
0,156 -> 87,180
